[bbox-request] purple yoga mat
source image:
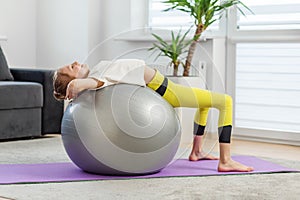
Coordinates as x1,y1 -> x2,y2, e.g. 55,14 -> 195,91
0,156 -> 298,184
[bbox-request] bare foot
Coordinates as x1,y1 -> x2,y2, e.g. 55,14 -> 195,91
218,159 -> 254,172
189,152 -> 219,161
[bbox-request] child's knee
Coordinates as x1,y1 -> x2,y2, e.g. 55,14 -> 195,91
225,95 -> 233,107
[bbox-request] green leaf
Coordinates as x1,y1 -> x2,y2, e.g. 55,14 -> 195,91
149,26 -> 194,67
151,33 -> 168,47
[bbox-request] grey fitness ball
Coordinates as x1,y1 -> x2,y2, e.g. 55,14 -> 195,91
61,84 -> 181,175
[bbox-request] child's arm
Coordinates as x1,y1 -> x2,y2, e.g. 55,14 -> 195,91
144,66 -> 156,84
65,78 -> 104,100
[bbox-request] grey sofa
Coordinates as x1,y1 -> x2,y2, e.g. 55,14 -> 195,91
0,46 -> 64,140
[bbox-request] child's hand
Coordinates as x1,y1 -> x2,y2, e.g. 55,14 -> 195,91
65,78 -> 103,100
65,79 -> 83,100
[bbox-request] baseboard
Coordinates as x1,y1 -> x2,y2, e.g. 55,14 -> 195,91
233,127 -> 300,146
233,134 -> 300,146
180,130 -> 300,147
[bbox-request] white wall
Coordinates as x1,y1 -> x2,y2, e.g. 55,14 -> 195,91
36,0 -> 89,68
0,0 -> 104,68
85,0 -> 150,66
85,0 -> 132,66
88,0 -> 103,56
0,0 -> 150,68
0,0 -> 36,67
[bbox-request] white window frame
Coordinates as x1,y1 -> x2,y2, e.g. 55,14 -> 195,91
226,7 -> 300,146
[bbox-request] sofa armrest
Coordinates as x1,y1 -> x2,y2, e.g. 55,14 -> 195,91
10,68 -> 64,134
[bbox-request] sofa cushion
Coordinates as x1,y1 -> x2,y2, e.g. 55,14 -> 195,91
0,108 -> 41,139
0,46 -> 14,81
0,82 -> 43,109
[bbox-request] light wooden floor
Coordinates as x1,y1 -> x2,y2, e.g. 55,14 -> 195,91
230,139 -> 300,161
180,138 -> 300,161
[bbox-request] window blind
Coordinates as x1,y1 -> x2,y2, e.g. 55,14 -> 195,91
237,0 -> 300,30
149,0 -> 194,30
235,43 -> 300,133
148,0 -> 219,31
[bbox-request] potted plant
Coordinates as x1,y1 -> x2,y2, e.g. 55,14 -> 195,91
162,0 -> 251,76
149,28 -> 197,76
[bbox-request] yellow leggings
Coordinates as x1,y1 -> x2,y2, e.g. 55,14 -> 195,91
147,70 -> 233,143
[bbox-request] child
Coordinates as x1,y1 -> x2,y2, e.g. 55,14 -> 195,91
53,59 -> 253,172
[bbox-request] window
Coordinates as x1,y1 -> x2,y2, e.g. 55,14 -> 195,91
235,43 -> 300,133
149,0 -> 194,30
148,0 -> 300,31
237,0 -> 300,30
232,1 -> 300,143
148,0 -> 220,31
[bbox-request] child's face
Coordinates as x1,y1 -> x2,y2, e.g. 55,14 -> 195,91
58,61 -> 89,78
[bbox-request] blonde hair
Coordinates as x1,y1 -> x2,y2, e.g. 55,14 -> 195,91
53,70 -> 75,100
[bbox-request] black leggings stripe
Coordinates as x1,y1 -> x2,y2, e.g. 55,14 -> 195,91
155,77 -> 168,96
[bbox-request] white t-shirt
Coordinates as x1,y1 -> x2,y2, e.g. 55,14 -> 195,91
88,59 -> 146,88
